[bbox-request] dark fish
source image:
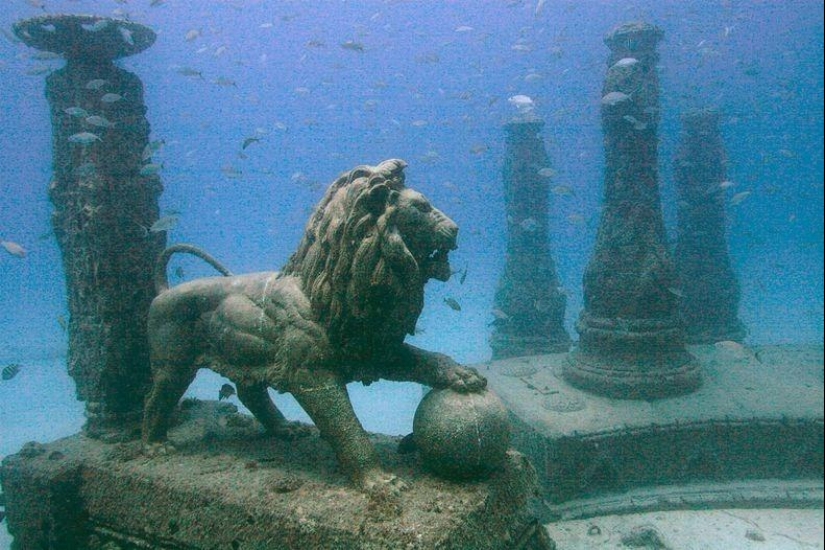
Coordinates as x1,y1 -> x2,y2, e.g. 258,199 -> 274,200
218,383 -> 235,400
340,40 -> 365,53
2,363 -> 22,381
443,297 -> 462,311
242,136 -> 262,150
459,267 -> 468,285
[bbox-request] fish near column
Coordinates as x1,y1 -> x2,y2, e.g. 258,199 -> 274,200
490,108 -> 570,359
674,109 -> 746,344
563,22 -> 702,399
14,15 -> 165,437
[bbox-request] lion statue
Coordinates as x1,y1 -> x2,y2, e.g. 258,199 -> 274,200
142,159 -> 486,493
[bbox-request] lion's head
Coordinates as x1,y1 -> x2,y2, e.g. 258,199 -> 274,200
283,159 -> 458,357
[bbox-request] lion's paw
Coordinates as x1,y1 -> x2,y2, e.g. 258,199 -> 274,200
444,365 -> 487,393
141,441 -> 176,458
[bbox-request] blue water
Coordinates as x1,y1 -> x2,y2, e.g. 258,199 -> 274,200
0,0 -> 822,522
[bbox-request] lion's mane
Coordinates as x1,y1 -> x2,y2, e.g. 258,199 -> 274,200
282,159 -> 430,359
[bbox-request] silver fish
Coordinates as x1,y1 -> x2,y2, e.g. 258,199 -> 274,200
1,240 -> 26,258
85,115 -> 115,128
68,132 -> 102,145
601,91 -> 632,106
149,215 -> 179,233
64,106 -> 89,118
100,93 -> 123,103
139,163 -> 163,177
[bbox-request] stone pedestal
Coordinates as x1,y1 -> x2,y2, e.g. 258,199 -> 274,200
0,401 -> 554,550
674,109 -> 746,344
14,15 -> 165,435
564,22 -> 701,399
491,118 -> 570,360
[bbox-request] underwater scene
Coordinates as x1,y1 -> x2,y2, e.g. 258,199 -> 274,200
0,0 -> 822,549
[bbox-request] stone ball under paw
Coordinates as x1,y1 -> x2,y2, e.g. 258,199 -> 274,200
413,388 -> 510,480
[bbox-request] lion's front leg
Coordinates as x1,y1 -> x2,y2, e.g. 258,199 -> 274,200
289,370 -> 403,494
387,343 -> 487,393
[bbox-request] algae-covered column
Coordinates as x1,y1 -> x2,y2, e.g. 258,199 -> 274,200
563,22 -> 701,399
14,15 -> 165,436
490,117 -> 570,359
674,109 -> 746,344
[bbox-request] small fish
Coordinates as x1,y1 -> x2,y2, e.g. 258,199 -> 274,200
1,240 -> 27,258
68,132 -> 102,145
613,57 -> 639,68
340,40 -> 365,53
218,383 -> 236,400
242,136 -> 262,150
719,180 -> 736,190
142,139 -> 166,161
85,115 -> 115,128
57,315 -> 67,332
601,91 -> 632,106
175,67 -> 203,78
508,94 -> 534,114
459,266 -> 468,285
213,77 -> 236,87
622,114 -> 647,131
63,106 -> 88,118
82,20 -> 110,33
730,190 -> 752,206
537,167 -> 557,178
490,308 -> 510,322
2,363 -> 22,381
519,217 -> 539,232
149,215 -> 179,233
667,287 -> 685,298
469,144 -> 488,155
100,93 -> 123,104
551,185 -> 575,197
443,297 -> 462,311
139,163 -> 163,177
85,79 -> 108,90
185,29 -> 201,42
221,165 -> 243,179
119,26 -> 134,46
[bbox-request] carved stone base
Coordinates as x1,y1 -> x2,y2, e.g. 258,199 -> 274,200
484,344 -> 823,508
1,401 -> 554,550
564,315 -> 702,399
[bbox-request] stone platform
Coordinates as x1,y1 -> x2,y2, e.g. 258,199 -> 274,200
481,343 -> 824,515
1,401 -> 552,550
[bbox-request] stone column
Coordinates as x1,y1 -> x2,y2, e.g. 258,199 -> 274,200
14,15 -> 165,437
490,117 -> 570,359
563,22 -> 701,399
674,109 -> 746,343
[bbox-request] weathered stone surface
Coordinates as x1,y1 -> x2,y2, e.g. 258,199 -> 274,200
491,118 -> 570,360
674,108 -> 747,344
565,22 -> 701,399
1,401 -> 553,550
484,344 -> 823,508
13,15 -> 165,435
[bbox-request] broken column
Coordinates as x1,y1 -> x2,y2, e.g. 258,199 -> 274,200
490,116 -> 570,359
14,15 -> 165,436
563,22 -> 701,399
674,109 -> 746,343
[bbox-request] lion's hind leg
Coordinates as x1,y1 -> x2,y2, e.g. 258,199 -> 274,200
236,382 -> 311,440
142,365 -> 198,445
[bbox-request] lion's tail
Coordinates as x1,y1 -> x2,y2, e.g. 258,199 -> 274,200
154,243 -> 233,293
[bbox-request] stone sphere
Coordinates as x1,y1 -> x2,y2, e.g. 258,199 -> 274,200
413,388 -> 510,480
